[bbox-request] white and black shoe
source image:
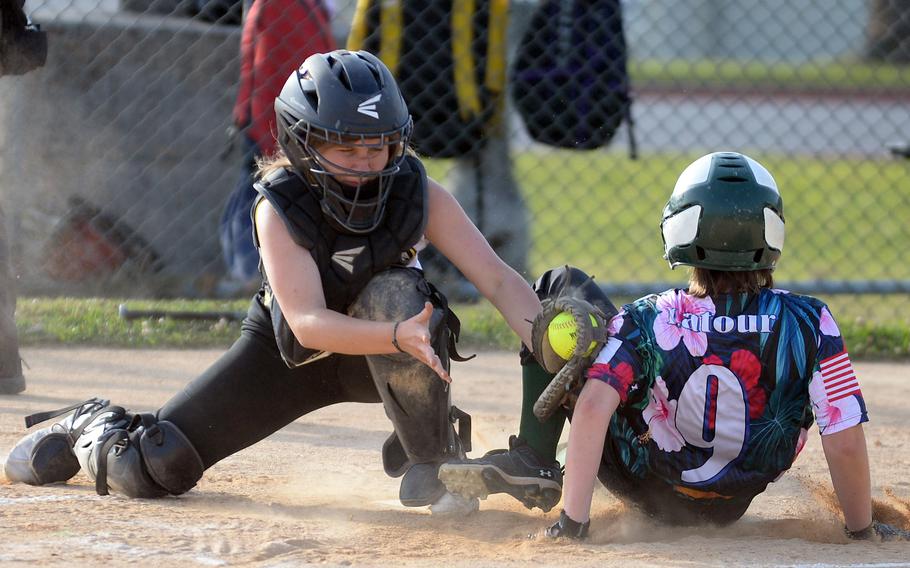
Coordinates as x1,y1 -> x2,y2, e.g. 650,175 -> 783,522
4,398 -> 121,485
438,436 -> 563,512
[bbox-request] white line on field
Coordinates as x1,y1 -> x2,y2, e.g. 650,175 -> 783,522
774,563 -> 910,568
0,494 -> 95,505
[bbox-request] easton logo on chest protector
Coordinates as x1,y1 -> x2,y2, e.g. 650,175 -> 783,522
332,246 -> 366,273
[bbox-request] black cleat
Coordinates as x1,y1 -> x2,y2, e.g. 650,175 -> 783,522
438,435 -> 562,512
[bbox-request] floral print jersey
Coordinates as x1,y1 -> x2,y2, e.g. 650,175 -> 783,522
588,288 -> 867,499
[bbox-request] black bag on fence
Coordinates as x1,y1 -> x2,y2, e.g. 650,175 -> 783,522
347,0 -> 508,158
512,0 -> 633,152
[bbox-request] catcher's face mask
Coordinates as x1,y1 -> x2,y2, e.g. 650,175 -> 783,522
303,131 -> 409,234
661,152 -> 785,272
274,50 -> 413,234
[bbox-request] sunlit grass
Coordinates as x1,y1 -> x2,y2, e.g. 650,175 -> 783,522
16,295 -> 909,358
425,152 -> 910,283
631,58 -> 910,92
15,152 -> 909,357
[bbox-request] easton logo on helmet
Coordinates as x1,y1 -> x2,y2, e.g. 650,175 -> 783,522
357,94 -> 382,118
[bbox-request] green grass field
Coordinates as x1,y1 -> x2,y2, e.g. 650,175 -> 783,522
15,154 -> 909,358
426,152 -> 910,283
15,295 -> 909,359
630,58 -> 910,93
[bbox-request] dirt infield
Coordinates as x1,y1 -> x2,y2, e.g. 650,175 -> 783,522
2,348 -> 909,567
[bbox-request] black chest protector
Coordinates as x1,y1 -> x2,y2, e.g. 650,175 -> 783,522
253,156 -> 429,366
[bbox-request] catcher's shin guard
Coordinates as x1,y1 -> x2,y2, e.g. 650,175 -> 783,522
348,268 -> 471,506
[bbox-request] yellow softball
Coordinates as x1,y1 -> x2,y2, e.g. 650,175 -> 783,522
547,311 -> 598,360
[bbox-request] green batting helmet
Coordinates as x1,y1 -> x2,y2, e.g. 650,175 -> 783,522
661,152 -> 785,271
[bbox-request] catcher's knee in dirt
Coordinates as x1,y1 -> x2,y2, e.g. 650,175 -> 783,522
100,419 -> 205,498
6,398 -> 203,498
73,410 -> 204,498
96,420 -> 203,498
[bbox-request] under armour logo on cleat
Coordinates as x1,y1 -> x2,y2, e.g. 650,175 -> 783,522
539,470 -> 553,479
357,94 -> 381,118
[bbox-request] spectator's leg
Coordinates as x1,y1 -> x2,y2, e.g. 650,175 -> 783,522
0,204 -> 25,394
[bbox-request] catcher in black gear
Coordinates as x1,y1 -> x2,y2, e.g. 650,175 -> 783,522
3,50 -> 542,515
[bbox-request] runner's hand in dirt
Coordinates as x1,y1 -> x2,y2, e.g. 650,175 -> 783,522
846,521 -> 910,541
396,302 -> 450,383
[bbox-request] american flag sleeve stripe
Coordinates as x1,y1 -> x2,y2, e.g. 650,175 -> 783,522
819,351 -> 861,403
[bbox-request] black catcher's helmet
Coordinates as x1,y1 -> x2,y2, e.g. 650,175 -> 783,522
274,50 -> 413,233
661,152 -> 785,271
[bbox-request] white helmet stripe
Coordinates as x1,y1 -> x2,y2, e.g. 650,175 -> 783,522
746,156 -> 779,193
663,205 -> 702,249
764,208 -> 786,251
671,155 -> 713,198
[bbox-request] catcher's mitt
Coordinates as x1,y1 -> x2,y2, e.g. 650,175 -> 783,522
531,296 -> 609,421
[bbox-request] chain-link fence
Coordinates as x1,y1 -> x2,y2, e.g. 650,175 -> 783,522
1,0 -> 908,324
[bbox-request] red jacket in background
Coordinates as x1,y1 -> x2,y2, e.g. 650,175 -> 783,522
233,0 -> 336,157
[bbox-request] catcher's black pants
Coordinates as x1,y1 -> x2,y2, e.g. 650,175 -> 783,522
157,318 -> 380,469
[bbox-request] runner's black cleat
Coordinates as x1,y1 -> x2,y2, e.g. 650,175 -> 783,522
438,435 -> 563,512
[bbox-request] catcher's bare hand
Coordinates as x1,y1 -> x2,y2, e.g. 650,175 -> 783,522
396,302 -> 450,383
